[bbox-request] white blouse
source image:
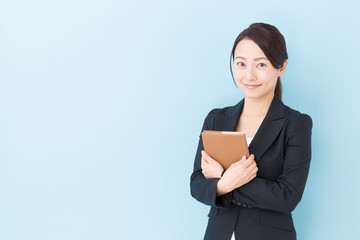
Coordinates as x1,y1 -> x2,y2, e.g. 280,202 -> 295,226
231,137 -> 253,240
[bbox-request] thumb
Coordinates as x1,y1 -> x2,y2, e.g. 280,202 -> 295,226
233,155 -> 246,166
201,150 -> 210,159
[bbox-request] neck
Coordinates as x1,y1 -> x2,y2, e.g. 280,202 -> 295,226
242,93 -> 275,117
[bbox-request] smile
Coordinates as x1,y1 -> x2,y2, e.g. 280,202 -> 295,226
244,84 -> 262,89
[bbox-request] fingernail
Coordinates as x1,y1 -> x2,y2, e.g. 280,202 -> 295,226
201,150 -> 204,155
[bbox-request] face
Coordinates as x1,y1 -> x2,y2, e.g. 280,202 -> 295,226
233,38 -> 287,100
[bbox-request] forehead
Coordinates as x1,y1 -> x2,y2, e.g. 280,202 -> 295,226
234,39 -> 266,58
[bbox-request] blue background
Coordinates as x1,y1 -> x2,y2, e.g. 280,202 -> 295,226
1,0 -> 359,239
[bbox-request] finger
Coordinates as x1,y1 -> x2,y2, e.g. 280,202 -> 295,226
249,173 -> 257,181
246,154 -> 255,162
246,161 -> 257,172
231,155 -> 247,167
201,150 -> 211,161
201,150 -> 210,159
242,156 -> 255,168
246,154 -> 256,164
249,166 -> 258,176
201,162 -> 209,174
201,158 -> 208,169
203,152 -> 217,164
210,158 -> 222,166
240,155 -> 247,162
201,156 -> 209,164
242,154 -> 254,161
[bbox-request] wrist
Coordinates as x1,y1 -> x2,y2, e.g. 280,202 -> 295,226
215,169 -> 225,179
215,171 -> 223,179
216,178 -> 228,196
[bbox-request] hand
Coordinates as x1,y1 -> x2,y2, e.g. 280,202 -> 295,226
201,150 -> 224,179
216,154 -> 258,196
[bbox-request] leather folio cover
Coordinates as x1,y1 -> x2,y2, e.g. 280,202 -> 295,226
201,130 -> 249,170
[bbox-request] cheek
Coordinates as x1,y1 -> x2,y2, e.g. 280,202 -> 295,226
233,69 -> 245,80
260,70 -> 278,84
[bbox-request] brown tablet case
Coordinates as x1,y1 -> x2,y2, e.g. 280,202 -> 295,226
201,130 -> 249,170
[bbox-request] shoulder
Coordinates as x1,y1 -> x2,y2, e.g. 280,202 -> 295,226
283,104 -> 313,131
203,101 -> 241,122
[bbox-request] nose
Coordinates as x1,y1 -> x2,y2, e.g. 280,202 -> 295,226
245,66 -> 256,81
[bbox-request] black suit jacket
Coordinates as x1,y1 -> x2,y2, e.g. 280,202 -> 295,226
190,95 -> 312,240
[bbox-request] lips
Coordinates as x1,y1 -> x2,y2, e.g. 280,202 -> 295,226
244,83 -> 262,89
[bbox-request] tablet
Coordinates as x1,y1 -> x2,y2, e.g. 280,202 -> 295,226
201,130 -> 250,170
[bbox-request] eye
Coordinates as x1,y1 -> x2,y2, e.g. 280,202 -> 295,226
237,62 -> 245,67
257,63 -> 266,67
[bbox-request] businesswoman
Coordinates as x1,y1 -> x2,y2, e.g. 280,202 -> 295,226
190,23 -> 312,240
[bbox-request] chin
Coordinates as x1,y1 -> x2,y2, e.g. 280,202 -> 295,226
243,94 -> 262,99
239,88 -> 260,98
243,90 -> 275,101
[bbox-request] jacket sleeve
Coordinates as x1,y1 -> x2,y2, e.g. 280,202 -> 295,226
190,109 -> 232,209
230,114 -> 313,213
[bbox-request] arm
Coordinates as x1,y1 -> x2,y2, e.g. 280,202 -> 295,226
231,114 -> 313,213
201,151 -> 258,197
190,110 -> 233,209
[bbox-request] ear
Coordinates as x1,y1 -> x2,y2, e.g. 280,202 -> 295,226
278,60 -> 288,77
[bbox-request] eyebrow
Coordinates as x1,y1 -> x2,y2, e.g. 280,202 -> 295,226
235,56 -> 269,61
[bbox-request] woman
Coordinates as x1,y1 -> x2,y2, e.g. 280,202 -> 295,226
190,23 -> 312,240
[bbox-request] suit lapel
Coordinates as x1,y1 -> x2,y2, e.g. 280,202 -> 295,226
214,95 -> 286,163
213,99 -> 243,132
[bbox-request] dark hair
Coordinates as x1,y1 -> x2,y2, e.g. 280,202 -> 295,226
230,23 -> 288,99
